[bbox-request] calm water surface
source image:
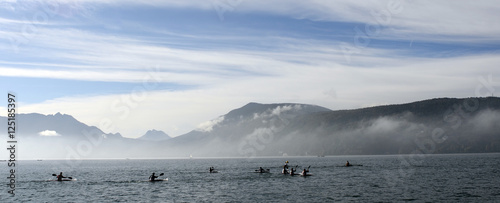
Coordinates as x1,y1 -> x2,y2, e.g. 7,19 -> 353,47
1,153 -> 499,202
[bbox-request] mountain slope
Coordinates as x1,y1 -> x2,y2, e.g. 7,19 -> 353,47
159,102 -> 332,157
278,97 -> 500,155
162,97 -> 500,157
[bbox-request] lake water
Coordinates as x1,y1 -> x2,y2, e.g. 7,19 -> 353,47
1,153 -> 499,202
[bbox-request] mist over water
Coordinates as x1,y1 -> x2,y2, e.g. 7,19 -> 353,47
2,154 -> 499,202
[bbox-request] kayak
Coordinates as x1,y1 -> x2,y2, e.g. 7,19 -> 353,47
254,169 -> 270,173
149,178 -> 168,182
281,169 -> 289,174
300,173 -> 313,177
343,164 -> 363,167
50,179 -> 76,181
253,171 -> 270,173
210,170 -> 218,173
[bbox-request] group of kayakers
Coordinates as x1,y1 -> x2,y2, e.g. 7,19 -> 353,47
54,160 -> 356,181
281,161 -> 309,176
206,161 -> 311,176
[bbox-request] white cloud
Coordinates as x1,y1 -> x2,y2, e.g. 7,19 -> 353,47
1,1 -> 498,85
239,1 -> 500,40
468,110 -> 500,130
115,0 -> 500,39
196,116 -> 225,132
0,27 -> 309,83
38,130 -> 60,136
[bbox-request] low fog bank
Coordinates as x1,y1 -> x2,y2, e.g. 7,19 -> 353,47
275,109 -> 500,156
167,98 -> 500,157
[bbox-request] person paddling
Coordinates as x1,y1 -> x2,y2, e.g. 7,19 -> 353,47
282,161 -> 289,174
290,168 -> 296,175
301,168 -> 309,176
210,167 -> 215,173
282,167 -> 288,174
346,161 -> 351,167
149,173 -> 158,181
56,172 -> 66,181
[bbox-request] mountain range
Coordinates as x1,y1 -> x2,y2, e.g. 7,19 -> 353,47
1,97 -> 499,159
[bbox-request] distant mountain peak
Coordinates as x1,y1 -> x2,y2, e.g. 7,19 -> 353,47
225,102 -> 331,121
50,112 -> 76,120
52,112 -> 71,117
137,129 -> 171,141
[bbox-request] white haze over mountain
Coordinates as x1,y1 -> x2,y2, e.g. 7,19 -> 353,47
197,116 -> 225,132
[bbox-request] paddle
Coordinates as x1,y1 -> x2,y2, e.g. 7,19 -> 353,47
52,174 -> 72,179
149,173 -> 164,181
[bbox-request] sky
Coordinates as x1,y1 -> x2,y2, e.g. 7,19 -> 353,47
1,0 -> 500,138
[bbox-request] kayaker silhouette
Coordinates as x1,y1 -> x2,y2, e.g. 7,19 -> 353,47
301,168 -> 308,176
149,173 -> 158,181
57,172 -> 66,181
